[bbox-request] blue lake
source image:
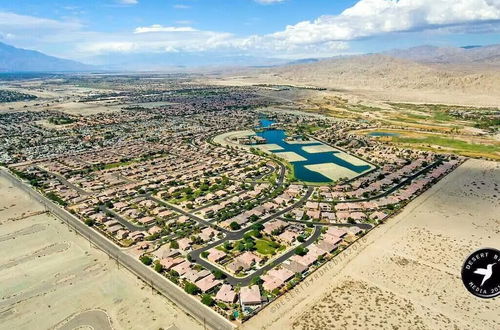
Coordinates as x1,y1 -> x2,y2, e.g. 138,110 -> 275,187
256,119 -> 372,183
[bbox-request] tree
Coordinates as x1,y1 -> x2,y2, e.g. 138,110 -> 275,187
201,294 -> 215,306
229,221 -> 241,230
251,276 -> 263,285
212,269 -> 226,280
184,281 -> 200,295
154,261 -> 163,273
84,219 -> 95,227
170,240 -> 179,249
235,241 -> 246,251
140,255 -> 153,266
245,241 -> 255,251
223,241 -> 233,250
249,215 -> 260,222
294,246 -> 307,256
297,235 -> 305,243
201,251 -> 209,258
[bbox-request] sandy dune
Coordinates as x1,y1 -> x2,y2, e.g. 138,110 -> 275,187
243,159 -> 500,330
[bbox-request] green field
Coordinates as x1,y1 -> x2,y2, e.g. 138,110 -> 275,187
392,136 -> 500,155
255,239 -> 281,255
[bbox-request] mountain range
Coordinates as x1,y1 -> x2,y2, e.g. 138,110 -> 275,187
0,42 -> 92,72
0,41 -> 499,73
384,44 -> 500,66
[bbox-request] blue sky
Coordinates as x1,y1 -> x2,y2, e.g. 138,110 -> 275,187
1,0 -> 500,64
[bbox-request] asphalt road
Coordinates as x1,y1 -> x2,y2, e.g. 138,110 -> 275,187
188,187 -> 314,286
99,205 -> 150,231
193,225 -> 321,286
0,168 -> 234,330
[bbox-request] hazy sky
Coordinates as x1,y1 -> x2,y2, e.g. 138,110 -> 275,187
1,0 -> 500,63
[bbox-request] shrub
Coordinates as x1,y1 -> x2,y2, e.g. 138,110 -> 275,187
140,255 -> 153,265
201,294 -> 214,306
229,222 -> 241,230
184,282 -> 200,295
154,261 -> 163,273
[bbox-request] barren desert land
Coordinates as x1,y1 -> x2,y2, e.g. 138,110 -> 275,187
0,176 -> 203,330
243,159 -> 500,330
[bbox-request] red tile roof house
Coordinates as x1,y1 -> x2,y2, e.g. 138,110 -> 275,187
263,202 -> 278,212
195,274 -> 222,293
237,252 -> 262,269
326,227 -> 348,238
278,230 -> 297,244
116,229 -> 129,240
240,285 -> 262,306
199,227 -> 219,242
172,261 -> 191,275
263,219 -> 288,235
206,248 -> 227,263
215,284 -> 237,303
160,257 -> 184,270
268,268 -> 295,282
306,210 -> 321,220
177,237 -> 192,251
370,211 -> 388,221
148,225 -> 162,235
184,269 -> 211,283
227,260 -> 246,273
305,201 -> 319,210
261,274 -> 284,292
138,216 -> 156,225
262,267 -> 295,292
349,212 -> 367,221
321,212 -> 336,222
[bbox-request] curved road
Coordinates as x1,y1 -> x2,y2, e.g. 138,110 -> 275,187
0,168 -> 234,330
188,187 -> 314,285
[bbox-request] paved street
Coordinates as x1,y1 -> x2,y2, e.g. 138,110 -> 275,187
0,168 -> 234,330
188,187 -> 314,285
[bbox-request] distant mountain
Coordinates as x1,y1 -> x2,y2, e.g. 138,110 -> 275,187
253,53 -> 500,100
384,44 -> 500,66
0,42 -> 92,72
286,58 -> 320,65
88,52 -> 290,70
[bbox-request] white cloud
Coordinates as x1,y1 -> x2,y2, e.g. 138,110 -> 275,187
134,25 -> 198,33
0,11 -> 82,34
2,0 -> 500,62
267,0 -> 500,46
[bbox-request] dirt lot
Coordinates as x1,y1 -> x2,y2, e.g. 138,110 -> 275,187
0,176 -> 202,330
243,159 -> 500,330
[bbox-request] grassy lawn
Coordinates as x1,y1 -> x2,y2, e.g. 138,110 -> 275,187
255,239 -> 281,255
392,136 -> 500,154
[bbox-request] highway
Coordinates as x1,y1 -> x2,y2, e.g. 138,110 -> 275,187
0,168 -> 234,330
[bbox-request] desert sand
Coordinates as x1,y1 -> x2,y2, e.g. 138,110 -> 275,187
0,176 -> 202,330
301,145 -> 337,154
243,159 -> 500,330
304,163 -> 360,181
273,151 -> 306,162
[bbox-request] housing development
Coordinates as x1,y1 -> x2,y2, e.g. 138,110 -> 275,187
0,77 -> 464,326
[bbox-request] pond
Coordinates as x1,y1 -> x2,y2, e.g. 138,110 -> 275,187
256,119 -> 373,183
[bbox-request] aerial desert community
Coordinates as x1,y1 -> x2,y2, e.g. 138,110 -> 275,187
1,1 -> 500,330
